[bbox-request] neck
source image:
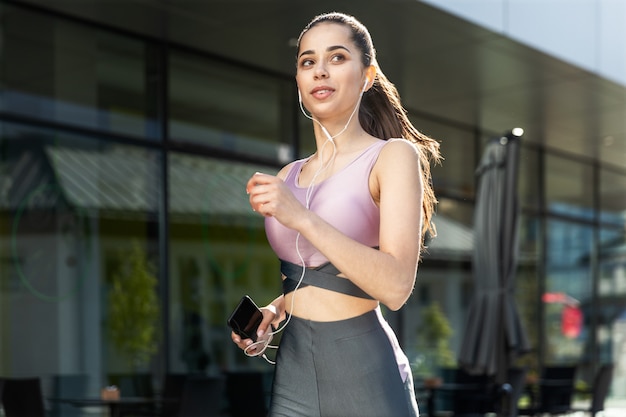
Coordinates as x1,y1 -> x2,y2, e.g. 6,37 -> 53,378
312,119 -> 365,149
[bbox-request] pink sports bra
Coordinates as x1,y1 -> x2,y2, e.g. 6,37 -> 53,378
265,139 -> 412,382
264,140 -> 390,267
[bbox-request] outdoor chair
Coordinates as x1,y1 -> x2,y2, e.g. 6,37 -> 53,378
518,365 -> 577,416
0,377 -> 47,417
50,373 -> 88,417
177,376 -> 225,417
432,367 -> 497,417
568,364 -> 614,416
224,370 -> 269,417
158,373 -> 189,417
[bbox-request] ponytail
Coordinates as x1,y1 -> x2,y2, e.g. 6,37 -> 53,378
360,67 -> 441,245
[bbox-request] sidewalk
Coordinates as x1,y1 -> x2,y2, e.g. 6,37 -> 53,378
569,398 -> 626,417
601,398 -> 626,417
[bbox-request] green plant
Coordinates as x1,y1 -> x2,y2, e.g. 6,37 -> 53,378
107,241 -> 160,369
412,302 -> 456,377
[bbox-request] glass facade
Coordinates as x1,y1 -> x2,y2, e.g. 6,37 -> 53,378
169,51 -> 294,163
0,4 -> 157,140
1,1 -> 625,410
166,152 -> 280,374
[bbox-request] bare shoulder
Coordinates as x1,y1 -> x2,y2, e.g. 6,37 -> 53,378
381,138 -> 418,154
370,139 -> 421,202
276,160 -> 299,180
376,139 -> 420,172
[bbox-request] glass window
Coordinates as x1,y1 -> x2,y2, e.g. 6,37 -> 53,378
544,219 -> 593,364
516,214 -> 541,371
169,52 -> 294,164
597,227 -> 626,398
0,4 -> 157,139
167,152 -> 281,373
414,118 -> 477,201
0,121 -> 162,395
599,168 -> 626,227
518,144 -> 541,211
545,154 -> 594,220
407,199 -> 473,379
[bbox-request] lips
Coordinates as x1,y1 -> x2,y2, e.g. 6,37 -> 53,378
311,86 -> 335,99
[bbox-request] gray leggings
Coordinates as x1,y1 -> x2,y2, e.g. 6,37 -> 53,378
269,310 -> 419,417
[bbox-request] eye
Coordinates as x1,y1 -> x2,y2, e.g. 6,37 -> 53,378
330,53 -> 346,63
299,58 -> 314,68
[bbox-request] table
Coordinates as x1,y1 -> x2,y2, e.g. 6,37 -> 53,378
49,396 -> 179,417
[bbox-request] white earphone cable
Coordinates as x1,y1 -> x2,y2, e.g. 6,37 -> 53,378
246,80 -> 368,364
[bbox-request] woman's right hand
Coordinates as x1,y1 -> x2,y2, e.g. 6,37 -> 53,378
246,172 -> 309,230
230,302 -> 280,356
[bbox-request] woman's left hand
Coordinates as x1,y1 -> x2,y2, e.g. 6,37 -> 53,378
246,172 -> 308,229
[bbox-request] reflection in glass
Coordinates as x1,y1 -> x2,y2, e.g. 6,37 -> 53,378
0,121 -> 161,395
545,154 -> 594,220
518,145 -> 541,211
599,168 -> 626,227
167,152 -> 280,373
598,227 -> 626,398
412,117 -> 476,200
169,52 -> 293,163
516,214 -> 540,370
544,219 -> 592,364
0,4 -> 156,139
406,198 -> 473,376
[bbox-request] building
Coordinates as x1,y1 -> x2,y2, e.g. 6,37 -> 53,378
1,0 -> 624,411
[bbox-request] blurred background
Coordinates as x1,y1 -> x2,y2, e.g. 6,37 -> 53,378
0,0 -> 624,415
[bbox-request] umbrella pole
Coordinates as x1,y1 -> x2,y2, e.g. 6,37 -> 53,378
495,296 -> 509,417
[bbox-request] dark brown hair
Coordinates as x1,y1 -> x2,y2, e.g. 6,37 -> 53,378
297,12 -> 442,245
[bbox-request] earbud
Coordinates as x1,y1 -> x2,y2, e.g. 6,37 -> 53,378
362,78 -> 369,93
297,89 -> 302,102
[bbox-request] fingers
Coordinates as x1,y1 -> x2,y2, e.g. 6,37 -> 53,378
246,172 -> 273,194
231,331 -> 268,357
257,308 -> 277,338
231,331 -> 253,350
247,172 -> 274,215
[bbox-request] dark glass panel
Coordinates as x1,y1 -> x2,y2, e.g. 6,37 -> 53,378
0,121 -> 162,393
544,219 -> 592,364
169,52 -> 294,163
167,152 -> 280,372
599,168 -> 626,227
545,154 -> 594,220
0,4 -> 157,139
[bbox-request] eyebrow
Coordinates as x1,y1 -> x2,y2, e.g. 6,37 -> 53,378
298,45 -> 351,59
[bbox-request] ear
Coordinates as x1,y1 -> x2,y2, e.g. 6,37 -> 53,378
363,65 -> 377,91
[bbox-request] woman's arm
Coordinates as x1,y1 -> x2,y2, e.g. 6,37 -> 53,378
301,140 -> 423,309
248,140 -> 423,310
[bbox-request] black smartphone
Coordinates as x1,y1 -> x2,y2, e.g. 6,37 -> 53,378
227,295 -> 263,342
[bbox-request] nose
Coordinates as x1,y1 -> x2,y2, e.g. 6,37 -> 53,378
313,61 -> 329,79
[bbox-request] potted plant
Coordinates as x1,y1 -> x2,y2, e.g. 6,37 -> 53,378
412,302 -> 455,385
107,241 -> 160,371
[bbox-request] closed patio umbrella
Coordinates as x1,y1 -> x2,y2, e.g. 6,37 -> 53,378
458,130 -> 530,400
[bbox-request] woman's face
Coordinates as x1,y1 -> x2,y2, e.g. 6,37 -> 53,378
296,22 -> 367,121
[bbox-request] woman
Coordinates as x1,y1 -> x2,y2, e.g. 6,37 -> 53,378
232,12 -> 441,417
